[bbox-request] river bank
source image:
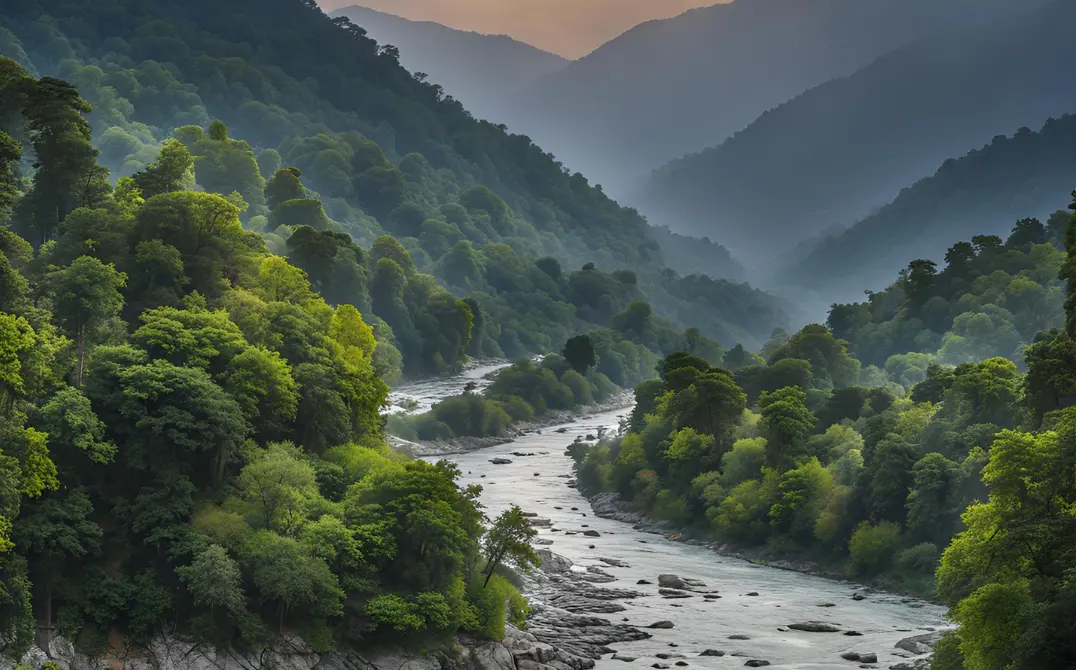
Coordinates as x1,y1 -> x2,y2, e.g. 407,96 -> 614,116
390,391 -> 634,458
421,406 -> 949,670
583,491 -> 937,600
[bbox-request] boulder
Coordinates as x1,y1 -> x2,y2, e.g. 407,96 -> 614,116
612,655 -> 636,662
896,632 -> 945,655
472,643 -> 516,670
658,575 -> 686,589
659,589 -> 691,598
675,663 -> 688,667
655,654 -> 684,660
789,622 -> 841,633
744,662 -> 771,668
489,458 -> 513,465
647,621 -> 675,629
728,635 -> 751,640
843,631 -> 863,636
637,580 -> 652,585
858,653 -> 877,663
840,652 -> 861,661
583,530 -> 601,537
698,651 -> 725,657
651,665 -> 669,669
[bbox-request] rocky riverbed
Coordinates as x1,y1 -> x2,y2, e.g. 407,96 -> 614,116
417,404 -> 951,670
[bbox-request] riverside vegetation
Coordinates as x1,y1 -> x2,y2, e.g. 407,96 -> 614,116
574,193 -> 1076,669
0,58 -> 565,660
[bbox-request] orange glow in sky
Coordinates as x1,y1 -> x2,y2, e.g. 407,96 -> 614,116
317,0 -> 725,59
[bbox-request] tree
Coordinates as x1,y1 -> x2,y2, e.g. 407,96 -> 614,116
905,453 -> 962,544
0,131 -> 22,222
265,167 -> 306,210
131,139 -> 194,198
42,256 -> 126,387
238,443 -> 318,534
481,506 -> 539,587
667,370 -> 746,451
562,335 -> 596,375
15,75 -> 111,245
759,387 -> 816,470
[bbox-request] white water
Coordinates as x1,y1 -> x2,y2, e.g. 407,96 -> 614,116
394,378 -> 948,670
385,361 -> 511,415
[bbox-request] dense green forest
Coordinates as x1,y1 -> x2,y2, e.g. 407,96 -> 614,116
0,59 -> 557,658
0,0 -> 787,362
829,216 -> 1068,373
575,193 -> 1076,668
786,114 -> 1076,295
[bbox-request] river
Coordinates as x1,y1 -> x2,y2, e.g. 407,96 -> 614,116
392,376 -> 948,670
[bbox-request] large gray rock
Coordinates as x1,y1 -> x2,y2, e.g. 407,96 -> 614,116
657,575 -> 686,589
789,622 -> 841,633
895,631 -> 945,655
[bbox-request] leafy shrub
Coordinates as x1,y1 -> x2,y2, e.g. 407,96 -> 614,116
848,521 -> 902,575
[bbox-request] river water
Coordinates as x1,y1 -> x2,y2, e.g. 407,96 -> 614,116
393,378 -> 948,670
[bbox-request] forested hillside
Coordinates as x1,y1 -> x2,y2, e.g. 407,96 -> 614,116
329,5 -> 567,126
636,0 -> 1076,261
0,0 -> 787,365
783,115 -> 1076,297
506,0 -> 1024,196
575,192 -> 1076,667
0,63 -> 544,658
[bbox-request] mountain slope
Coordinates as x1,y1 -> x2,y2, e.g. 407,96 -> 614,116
503,0 -> 1026,195
778,115 -> 1076,303
0,0 -> 787,350
329,5 -> 567,123
635,0 -> 1076,261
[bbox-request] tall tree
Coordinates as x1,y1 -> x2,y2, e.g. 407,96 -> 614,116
481,506 -> 539,587
42,257 -> 126,387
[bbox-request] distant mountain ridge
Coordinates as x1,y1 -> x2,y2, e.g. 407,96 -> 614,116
504,0 -> 1022,195
633,0 -> 1076,262
330,5 -> 567,123
777,114 -> 1076,303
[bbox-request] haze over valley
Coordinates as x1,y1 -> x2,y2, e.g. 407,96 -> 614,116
2,1 -> 1076,669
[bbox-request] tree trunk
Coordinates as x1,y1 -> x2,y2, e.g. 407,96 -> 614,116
76,323 -> 85,388
35,582 -> 53,657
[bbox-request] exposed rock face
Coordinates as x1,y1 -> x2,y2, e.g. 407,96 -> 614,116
18,633 -> 503,670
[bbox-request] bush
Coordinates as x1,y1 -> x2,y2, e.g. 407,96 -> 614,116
498,395 -> 535,422
465,574 -> 529,641
848,521 -> 902,575
895,542 -> 940,574
930,631 -> 966,670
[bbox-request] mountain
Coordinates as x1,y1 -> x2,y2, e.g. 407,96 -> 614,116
0,0 -> 788,361
777,115 -> 1076,304
635,0 -> 1076,262
329,5 -> 567,123
503,0 -> 1021,196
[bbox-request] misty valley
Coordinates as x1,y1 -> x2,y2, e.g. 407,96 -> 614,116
0,1 -> 1074,670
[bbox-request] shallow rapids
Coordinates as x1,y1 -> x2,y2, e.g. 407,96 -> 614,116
394,380 -> 948,670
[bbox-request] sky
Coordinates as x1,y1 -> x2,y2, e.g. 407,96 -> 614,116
317,0 -> 722,59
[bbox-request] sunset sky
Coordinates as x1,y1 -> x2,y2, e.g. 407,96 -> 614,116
317,0 -> 723,59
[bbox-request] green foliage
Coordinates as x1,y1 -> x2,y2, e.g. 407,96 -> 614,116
848,521 -> 902,575
0,65 -> 545,655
